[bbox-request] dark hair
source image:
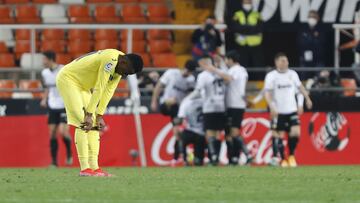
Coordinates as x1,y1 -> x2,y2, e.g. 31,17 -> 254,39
43,51 -> 56,61
274,52 -> 287,61
225,50 -> 240,63
185,59 -> 198,72
126,53 -> 143,73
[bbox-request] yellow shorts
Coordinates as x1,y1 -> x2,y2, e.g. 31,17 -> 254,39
56,69 -> 93,127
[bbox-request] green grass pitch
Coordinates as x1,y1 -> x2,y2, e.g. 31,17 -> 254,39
0,166 -> 359,203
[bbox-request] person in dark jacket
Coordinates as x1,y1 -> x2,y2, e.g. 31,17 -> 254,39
297,10 -> 326,79
191,15 -> 223,61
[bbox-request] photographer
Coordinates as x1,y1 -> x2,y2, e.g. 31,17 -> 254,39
191,15 -> 222,61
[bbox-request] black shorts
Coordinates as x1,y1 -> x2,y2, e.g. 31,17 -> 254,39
271,112 -> 300,132
203,112 -> 226,131
226,108 -> 245,128
159,103 -> 179,122
48,109 -> 67,125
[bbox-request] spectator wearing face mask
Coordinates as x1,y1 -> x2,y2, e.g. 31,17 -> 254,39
297,10 -> 326,79
228,0 -> 264,79
191,15 -> 223,61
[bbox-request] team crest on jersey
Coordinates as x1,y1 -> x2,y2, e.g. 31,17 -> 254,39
105,62 -> 113,73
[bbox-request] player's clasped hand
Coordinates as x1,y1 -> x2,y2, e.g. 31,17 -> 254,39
80,108 -> 93,132
96,115 -> 106,131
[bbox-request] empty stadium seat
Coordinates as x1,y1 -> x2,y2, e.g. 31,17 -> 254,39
121,40 -> 146,53
0,29 -> 15,47
68,5 -> 93,23
176,54 -> 192,67
95,5 -> 121,23
16,5 -> 41,24
16,29 -> 31,40
151,53 -> 177,67
68,29 -> 92,40
68,41 -> 92,58
95,40 -> 119,50
42,29 -> 65,40
0,42 -> 8,53
20,53 -> 44,69
88,0 -> 113,3
0,6 -> 15,24
4,0 -> 29,3
149,40 -> 172,53
115,0 -> 138,3
113,80 -> 129,98
41,5 -> 68,24
19,80 -> 43,98
147,29 -> 171,40
0,80 -> 16,98
147,4 -> 171,23
140,0 -> 163,2
95,29 -> 118,41
15,41 -> 40,59
0,53 -> 15,67
59,0 -> 85,3
138,52 -> 151,67
56,53 -> 72,65
33,0 -> 57,3
41,41 -> 66,53
341,79 -> 357,97
121,30 -> 145,40
121,5 -> 146,23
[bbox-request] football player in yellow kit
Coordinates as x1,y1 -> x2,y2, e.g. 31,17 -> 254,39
56,49 -> 143,176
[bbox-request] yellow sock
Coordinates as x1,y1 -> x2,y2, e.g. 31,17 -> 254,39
88,130 -> 100,170
75,128 -> 90,170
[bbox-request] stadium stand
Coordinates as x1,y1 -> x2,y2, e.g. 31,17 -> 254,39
0,6 -> 15,24
16,5 -> 42,24
0,79 -> 16,98
18,79 -> 43,98
94,5 -> 121,23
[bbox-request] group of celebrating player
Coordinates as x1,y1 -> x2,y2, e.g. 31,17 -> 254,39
151,51 -> 312,167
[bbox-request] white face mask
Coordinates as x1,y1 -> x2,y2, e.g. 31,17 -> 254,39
308,17 -> 318,27
243,4 -> 252,11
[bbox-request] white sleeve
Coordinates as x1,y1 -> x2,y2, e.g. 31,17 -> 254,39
177,99 -> 189,118
159,70 -> 172,86
297,93 -> 304,107
264,73 -> 274,91
195,73 -> 206,91
293,71 -> 302,87
41,70 -> 48,86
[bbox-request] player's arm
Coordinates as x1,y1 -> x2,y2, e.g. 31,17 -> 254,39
151,70 -> 173,111
85,63 -> 113,115
198,59 -> 233,82
294,72 -> 312,110
264,74 -> 277,117
40,72 -> 48,108
96,75 -> 121,116
41,87 -> 49,108
151,81 -> 165,111
299,84 -> 313,109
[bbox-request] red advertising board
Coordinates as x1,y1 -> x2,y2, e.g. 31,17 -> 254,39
0,112 -> 359,167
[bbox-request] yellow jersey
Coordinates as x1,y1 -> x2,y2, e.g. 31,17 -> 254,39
60,49 -> 124,115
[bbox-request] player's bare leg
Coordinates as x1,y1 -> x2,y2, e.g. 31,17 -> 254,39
58,123 -> 72,166
288,125 -> 301,167
49,124 -> 58,167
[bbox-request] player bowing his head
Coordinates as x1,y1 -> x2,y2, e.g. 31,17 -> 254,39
56,49 -> 143,177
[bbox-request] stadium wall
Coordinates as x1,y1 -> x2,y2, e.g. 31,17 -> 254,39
0,113 -> 358,167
